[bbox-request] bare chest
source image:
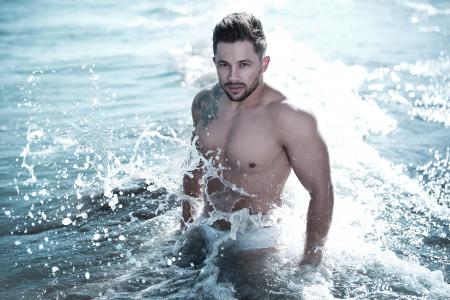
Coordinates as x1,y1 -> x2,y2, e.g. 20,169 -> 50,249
197,110 -> 281,173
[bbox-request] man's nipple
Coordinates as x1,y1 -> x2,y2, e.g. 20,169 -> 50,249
249,162 -> 256,168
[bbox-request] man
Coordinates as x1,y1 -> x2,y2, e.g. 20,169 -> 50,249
181,12 -> 333,266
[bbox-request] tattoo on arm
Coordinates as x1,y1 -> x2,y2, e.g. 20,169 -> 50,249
193,84 -> 223,127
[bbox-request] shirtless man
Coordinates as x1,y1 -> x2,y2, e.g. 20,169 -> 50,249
181,12 -> 334,266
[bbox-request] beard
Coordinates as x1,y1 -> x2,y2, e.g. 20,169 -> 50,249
222,75 -> 261,102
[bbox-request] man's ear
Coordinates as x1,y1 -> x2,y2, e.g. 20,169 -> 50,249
261,56 -> 270,72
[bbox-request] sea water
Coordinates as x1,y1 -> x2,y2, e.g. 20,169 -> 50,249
0,0 -> 449,299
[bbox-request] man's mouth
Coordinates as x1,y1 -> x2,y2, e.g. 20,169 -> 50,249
226,84 -> 245,94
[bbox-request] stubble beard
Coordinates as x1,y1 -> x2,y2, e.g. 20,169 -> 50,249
222,74 -> 261,102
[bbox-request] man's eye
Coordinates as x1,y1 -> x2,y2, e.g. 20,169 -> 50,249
218,63 -> 228,68
240,63 -> 249,68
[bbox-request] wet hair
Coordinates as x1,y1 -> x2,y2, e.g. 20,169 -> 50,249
213,12 -> 267,59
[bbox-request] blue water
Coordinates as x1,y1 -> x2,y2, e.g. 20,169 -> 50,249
1,0 -> 449,299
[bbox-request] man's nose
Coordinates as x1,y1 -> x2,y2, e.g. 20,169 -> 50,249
228,66 -> 240,81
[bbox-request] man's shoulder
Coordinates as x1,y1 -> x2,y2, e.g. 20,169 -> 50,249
191,83 -> 223,127
268,98 -> 317,129
268,98 -> 320,146
192,83 -> 222,106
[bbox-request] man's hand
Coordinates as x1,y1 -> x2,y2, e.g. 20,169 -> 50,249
299,247 -> 323,267
180,217 -> 192,231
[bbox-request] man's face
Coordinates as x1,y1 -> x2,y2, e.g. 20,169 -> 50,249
213,40 -> 269,102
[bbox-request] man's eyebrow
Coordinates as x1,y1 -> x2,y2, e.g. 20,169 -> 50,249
215,59 -> 254,64
238,59 -> 254,63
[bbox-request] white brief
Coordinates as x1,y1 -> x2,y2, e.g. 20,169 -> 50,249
194,208 -> 283,254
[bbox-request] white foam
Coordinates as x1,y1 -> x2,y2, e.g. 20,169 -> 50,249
62,218 -> 72,226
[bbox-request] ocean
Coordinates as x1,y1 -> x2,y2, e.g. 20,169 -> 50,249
0,0 -> 449,299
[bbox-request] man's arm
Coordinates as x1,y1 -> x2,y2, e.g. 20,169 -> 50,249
180,127 -> 203,229
181,84 -> 223,229
274,101 -> 334,266
181,128 -> 203,228
181,102 -> 203,229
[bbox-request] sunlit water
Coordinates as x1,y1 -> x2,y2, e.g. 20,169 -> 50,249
0,0 -> 449,299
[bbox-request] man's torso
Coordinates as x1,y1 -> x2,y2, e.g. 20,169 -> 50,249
193,83 -> 291,214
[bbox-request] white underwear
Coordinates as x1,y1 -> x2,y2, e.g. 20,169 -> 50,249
195,208 -> 283,254
198,223 -> 281,254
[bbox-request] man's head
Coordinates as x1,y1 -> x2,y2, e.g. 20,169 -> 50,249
212,13 -> 270,102
213,12 -> 267,59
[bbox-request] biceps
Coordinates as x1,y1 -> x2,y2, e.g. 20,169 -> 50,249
288,135 -> 331,193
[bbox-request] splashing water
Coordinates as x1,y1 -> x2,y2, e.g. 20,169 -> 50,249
0,0 -> 449,299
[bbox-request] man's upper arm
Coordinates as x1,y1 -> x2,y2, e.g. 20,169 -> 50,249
191,91 -> 204,128
189,88 -> 208,149
274,101 -> 332,195
183,91 -> 206,198
190,84 -> 222,147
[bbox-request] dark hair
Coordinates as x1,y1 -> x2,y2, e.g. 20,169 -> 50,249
213,12 -> 267,59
